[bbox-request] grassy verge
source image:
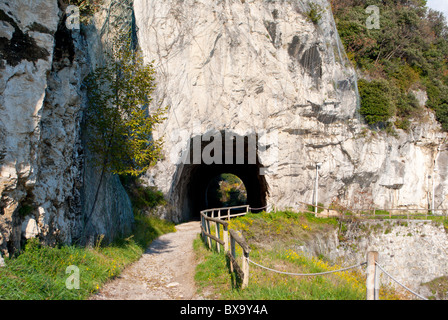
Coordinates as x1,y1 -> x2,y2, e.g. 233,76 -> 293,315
0,213 -> 175,300
194,210 -> 407,300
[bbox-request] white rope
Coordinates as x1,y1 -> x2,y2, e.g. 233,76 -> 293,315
247,257 -> 366,277
375,262 -> 428,300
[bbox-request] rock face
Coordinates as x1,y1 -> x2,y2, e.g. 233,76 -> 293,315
1,0 -> 447,258
0,0 -> 133,256
135,0 -> 448,222
297,220 -> 448,298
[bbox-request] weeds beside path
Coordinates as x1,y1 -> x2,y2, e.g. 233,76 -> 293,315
91,221 -> 202,300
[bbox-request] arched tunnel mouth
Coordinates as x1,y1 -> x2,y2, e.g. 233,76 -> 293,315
172,131 -> 269,221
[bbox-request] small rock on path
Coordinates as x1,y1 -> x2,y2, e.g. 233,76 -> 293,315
91,221 -> 202,300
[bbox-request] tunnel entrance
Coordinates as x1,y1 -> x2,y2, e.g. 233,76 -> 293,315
171,131 -> 269,221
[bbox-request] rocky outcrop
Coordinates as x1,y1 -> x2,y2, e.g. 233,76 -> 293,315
296,219 -> 448,298
135,0 -> 448,222
0,0 -> 60,255
0,0 -> 133,256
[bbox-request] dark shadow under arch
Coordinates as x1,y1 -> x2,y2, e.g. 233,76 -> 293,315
170,131 -> 269,221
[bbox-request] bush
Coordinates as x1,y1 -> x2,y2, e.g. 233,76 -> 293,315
358,79 -> 394,125
120,175 -> 167,210
306,3 -> 323,25
435,103 -> 448,131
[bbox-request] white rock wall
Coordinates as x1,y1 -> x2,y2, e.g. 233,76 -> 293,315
0,0 -> 133,256
298,220 -> 448,297
0,0 -> 60,254
134,0 -> 448,221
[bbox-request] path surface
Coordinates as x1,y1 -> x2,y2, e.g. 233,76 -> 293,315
91,221 -> 203,300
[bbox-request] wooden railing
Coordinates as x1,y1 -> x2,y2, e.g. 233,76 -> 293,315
201,205 -> 249,220
200,205 -> 251,288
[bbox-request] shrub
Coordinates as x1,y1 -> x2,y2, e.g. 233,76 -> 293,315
306,3 -> 323,25
358,79 -> 394,125
120,175 -> 167,210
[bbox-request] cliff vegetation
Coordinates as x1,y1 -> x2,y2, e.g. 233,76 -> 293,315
331,0 -> 448,131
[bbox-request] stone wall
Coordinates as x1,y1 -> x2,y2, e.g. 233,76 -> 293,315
0,0 -> 133,256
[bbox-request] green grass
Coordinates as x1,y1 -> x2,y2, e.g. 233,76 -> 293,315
0,213 -> 175,300
228,210 -> 338,250
422,276 -> 448,300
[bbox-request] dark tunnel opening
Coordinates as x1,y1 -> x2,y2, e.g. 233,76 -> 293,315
171,131 -> 269,221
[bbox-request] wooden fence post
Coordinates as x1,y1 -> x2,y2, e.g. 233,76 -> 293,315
223,224 -> 229,252
201,212 -> 205,241
242,251 -> 249,289
366,251 -> 379,300
206,219 -> 211,249
230,236 -> 236,273
216,221 -> 221,253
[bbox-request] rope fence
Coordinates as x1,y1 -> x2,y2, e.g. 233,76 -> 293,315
248,251 -> 429,300
200,205 -> 431,300
298,200 -> 448,221
249,205 -> 269,211
375,262 -> 428,300
247,258 -> 366,277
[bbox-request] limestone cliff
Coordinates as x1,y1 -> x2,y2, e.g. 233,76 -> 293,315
0,0 -> 133,256
1,0 -> 447,257
135,0 -> 448,222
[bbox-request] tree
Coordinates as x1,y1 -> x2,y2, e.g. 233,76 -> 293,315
85,37 -> 166,176
83,35 -> 166,232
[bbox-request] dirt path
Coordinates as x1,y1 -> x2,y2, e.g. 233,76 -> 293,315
91,221 -> 203,300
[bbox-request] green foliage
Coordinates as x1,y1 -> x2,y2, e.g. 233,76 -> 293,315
85,36 -> 167,177
331,0 -> 448,130
306,3 -> 324,25
67,0 -> 102,20
207,174 -> 247,208
358,78 -> 394,125
64,0 -> 102,25
426,79 -> 448,131
121,175 -> 167,210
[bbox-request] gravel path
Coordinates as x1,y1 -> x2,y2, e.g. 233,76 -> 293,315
91,221 -> 203,300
